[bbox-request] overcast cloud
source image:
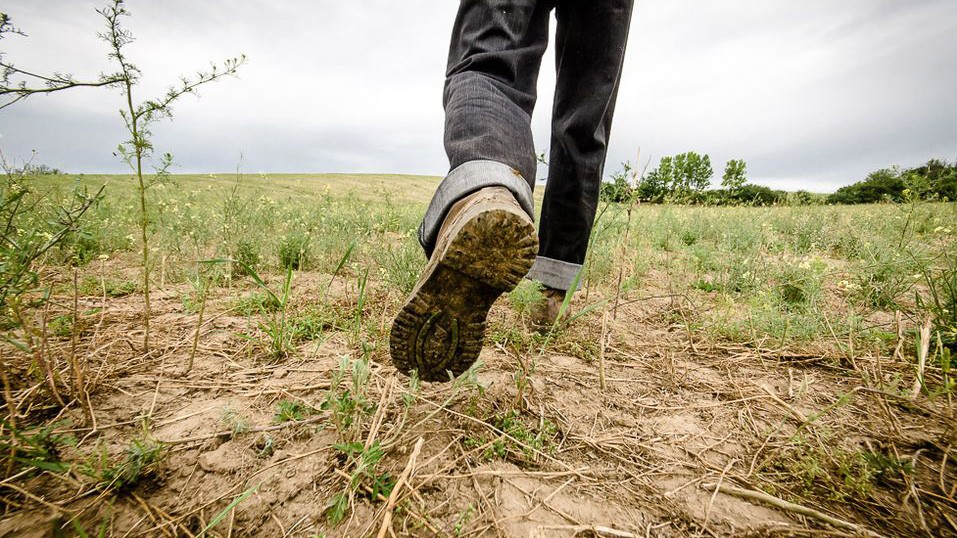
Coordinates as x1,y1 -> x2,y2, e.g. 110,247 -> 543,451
2,0 -> 955,191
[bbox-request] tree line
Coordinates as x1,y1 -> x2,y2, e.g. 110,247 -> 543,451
827,159 -> 956,204
600,153 -> 957,206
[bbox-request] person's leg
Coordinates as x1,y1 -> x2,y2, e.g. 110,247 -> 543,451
394,0 -> 552,381
528,0 -> 634,291
418,0 -> 552,257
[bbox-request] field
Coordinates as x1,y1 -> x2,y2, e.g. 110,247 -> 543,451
1,172 -> 956,537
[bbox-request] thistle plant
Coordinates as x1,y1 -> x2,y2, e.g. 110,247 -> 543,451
98,0 -> 244,351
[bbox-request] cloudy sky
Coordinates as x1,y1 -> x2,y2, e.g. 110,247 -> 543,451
2,1 -> 955,191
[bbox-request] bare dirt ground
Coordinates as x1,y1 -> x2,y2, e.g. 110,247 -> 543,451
2,265 -> 955,538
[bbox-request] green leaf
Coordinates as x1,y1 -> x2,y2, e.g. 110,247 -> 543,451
14,457 -> 69,473
333,240 -> 357,279
333,442 -> 364,457
198,484 -> 259,537
327,492 -> 349,525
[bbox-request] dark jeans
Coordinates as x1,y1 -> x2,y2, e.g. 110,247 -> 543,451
418,0 -> 635,291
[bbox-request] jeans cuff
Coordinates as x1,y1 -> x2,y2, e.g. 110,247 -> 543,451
526,256 -> 582,291
418,160 -> 535,256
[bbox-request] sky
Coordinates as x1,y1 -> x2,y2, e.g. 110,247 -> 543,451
1,0 -> 955,192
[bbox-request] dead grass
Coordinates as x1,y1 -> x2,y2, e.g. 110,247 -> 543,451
1,255 -> 954,537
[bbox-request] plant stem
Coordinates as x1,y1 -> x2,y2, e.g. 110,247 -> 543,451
0,355 -> 18,479
12,300 -> 63,406
185,276 -> 209,375
124,75 -> 151,353
71,268 -> 91,425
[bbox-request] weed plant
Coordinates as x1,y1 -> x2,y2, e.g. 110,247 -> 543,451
0,419 -> 74,475
83,436 -> 164,491
322,355 -> 375,443
221,406 -> 249,437
274,399 -> 317,423
465,410 -> 559,463
98,0 -> 244,351
327,441 -> 393,525
227,262 -> 295,358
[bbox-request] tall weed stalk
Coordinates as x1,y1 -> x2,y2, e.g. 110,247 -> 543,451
99,0 -> 244,351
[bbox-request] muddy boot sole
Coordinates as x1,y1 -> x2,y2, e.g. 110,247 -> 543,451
390,206 -> 537,382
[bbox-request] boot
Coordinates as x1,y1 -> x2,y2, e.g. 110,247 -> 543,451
527,286 -> 567,332
390,186 -> 538,382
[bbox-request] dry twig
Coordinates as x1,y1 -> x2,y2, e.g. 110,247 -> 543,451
376,436 -> 424,538
702,482 -> 887,538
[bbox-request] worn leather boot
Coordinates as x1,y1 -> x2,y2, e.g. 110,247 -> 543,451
390,187 -> 538,382
528,287 -> 567,332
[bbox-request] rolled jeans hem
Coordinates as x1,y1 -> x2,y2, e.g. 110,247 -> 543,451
526,255 -> 582,291
418,160 -> 535,256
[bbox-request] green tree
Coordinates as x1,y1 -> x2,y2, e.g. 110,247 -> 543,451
828,160 -> 957,204
637,156 -> 672,202
722,159 -> 747,191
913,158 -> 957,200
724,184 -> 784,206
828,167 -> 905,204
672,151 -> 712,194
638,152 -> 713,202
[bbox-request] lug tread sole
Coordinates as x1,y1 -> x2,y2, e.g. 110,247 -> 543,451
390,208 -> 536,382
